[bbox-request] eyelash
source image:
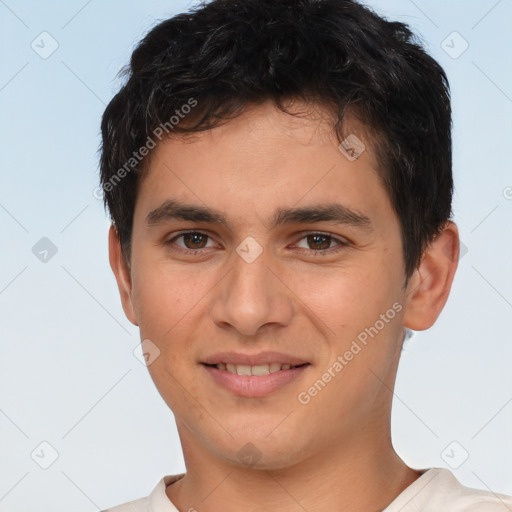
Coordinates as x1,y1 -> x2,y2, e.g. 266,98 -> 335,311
164,230 -> 349,257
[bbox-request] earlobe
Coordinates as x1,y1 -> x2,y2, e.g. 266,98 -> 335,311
108,225 -> 139,326
403,221 -> 460,331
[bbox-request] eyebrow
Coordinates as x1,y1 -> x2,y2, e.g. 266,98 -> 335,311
146,199 -> 374,232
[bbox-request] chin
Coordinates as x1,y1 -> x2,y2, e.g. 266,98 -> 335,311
211,431 -> 310,471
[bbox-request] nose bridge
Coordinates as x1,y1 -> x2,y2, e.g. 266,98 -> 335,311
209,242 -> 293,336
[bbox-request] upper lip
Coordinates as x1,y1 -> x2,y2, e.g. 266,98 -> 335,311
201,351 -> 309,366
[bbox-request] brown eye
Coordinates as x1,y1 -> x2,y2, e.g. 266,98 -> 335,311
165,231 -> 215,253
294,232 -> 348,257
181,233 -> 209,249
306,234 -> 332,250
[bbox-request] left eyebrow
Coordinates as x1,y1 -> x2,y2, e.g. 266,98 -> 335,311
146,199 -> 374,233
270,203 -> 374,233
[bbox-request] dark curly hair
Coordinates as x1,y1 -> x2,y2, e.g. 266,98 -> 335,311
99,0 -> 453,286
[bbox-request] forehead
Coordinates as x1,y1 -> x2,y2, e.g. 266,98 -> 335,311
168,99 -> 375,154
134,100 -> 392,231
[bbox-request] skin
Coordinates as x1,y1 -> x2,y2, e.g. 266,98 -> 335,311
109,100 -> 459,512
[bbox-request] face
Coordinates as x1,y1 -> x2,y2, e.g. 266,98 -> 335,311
112,101 -> 427,469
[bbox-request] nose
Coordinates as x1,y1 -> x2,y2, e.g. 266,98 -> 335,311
209,245 -> 294,337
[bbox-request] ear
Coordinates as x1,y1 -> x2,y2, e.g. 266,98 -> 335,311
403,221 -> 459,331
108,225 -> 139,326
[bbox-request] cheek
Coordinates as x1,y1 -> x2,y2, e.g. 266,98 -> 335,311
130,265 -> 210,405
288,262 -> 390,331
130,252 -> 211,337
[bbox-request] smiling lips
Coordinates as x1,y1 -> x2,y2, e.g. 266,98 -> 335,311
201,351 -> 310,397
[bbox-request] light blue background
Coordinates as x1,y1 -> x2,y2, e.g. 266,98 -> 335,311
1,1 -> 511,510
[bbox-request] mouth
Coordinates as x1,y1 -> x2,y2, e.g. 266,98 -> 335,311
203,362 -> 309,375
200,353 -> 311,397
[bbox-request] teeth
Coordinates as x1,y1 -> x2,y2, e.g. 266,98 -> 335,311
269,362 -> 282,373
215,362 -> 301,375
236,364 -> 252,376
251,364 -> 270,376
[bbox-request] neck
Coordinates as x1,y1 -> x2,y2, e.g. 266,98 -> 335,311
166,426 -> 422,512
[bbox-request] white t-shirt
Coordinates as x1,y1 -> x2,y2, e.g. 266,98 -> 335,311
102,467 -> 512,511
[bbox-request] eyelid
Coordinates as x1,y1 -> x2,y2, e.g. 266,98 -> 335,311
293,230 -> 349,244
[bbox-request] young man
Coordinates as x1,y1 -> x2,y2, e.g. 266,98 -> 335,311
99,0 -> 512,510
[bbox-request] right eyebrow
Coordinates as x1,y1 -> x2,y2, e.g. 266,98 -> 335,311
146,200 -> 231,227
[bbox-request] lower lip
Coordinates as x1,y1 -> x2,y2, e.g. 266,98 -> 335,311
202,364 -> 310,397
